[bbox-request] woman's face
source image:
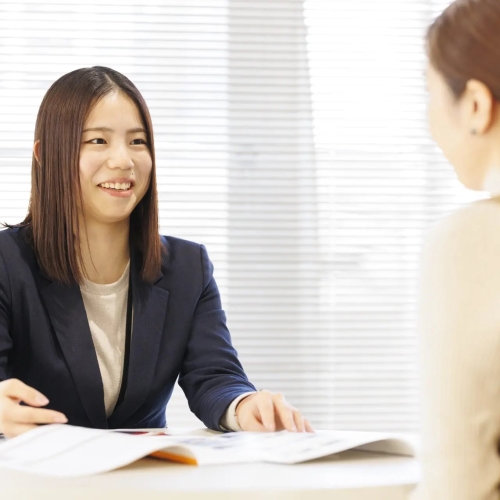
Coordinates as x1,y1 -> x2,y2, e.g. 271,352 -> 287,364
79,92 -> 152,225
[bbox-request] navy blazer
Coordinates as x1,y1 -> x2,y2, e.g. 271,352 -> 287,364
0,227 -> 256,430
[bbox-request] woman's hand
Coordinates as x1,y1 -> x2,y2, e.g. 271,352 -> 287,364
235,390 -> 314,432
0,378 -> 68,438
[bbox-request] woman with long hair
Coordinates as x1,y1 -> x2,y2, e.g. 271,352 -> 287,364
414,0 -> 500,497
0,67 -> 312,438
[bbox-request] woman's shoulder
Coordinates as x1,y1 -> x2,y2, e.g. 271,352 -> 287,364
159,235 -> 214,286
0,227 -> 28,257
426,198 -> 500,244
0,227 -> 36,287
160,234 -> 200,249
159,234 -> 210,267
422,197 -> 500,274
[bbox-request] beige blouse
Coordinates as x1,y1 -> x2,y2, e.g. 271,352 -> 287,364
80,262 -> 130,417
410,197 -> 500,500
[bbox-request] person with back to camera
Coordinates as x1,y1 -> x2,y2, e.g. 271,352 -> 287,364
0,66 -> 313,438
413,0 -> 500,498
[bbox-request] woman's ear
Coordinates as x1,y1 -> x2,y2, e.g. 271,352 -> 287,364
33,140 -> 41,165
463,79 -> 495,135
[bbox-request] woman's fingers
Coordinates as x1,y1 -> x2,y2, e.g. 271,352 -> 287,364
238,418 -> 268,432
304,418 -> 315,433
257,392 -> 277,431
0,378 -> 49,407
237,390 -> 276,431
236,390 -> 312,433
292,409 -> 305,432
8,402 -> 67,425
272,394 -> 297,432
0,378 -> 67,439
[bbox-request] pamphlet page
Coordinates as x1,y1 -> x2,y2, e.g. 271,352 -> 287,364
0,424 -> 417,477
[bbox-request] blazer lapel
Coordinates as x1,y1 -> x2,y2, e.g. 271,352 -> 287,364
39,280 -> 108,429
108,253 -> 169,427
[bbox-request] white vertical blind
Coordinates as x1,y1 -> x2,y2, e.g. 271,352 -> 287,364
304,0 -> 485,431
0,0 -> 485,431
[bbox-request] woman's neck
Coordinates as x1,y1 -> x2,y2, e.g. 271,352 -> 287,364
79,218 -> 130,284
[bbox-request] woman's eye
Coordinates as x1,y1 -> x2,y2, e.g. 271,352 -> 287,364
131,138 -> 147,145
88,138 -> 106,145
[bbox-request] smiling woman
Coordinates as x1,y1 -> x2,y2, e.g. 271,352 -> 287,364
0,66 -> 312,438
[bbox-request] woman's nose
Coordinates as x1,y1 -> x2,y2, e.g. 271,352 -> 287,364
106,146 -> 134,170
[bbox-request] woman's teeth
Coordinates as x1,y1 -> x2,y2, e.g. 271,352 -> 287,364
99,182 -> 131,190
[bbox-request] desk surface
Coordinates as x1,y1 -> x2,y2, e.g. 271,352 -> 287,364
0,428 -> 419,500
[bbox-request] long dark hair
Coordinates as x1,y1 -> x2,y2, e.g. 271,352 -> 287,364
8,66 -> 162,285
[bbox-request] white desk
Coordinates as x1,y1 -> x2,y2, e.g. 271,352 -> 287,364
0,429 -> 419,500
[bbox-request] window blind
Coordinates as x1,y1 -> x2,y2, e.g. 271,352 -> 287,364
304,0 -> 485,431
0,0 -> 484,431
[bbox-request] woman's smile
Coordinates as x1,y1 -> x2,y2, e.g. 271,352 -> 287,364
97,178 -> 135,198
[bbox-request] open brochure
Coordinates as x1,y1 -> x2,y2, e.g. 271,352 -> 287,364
0,424 -> 418,477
